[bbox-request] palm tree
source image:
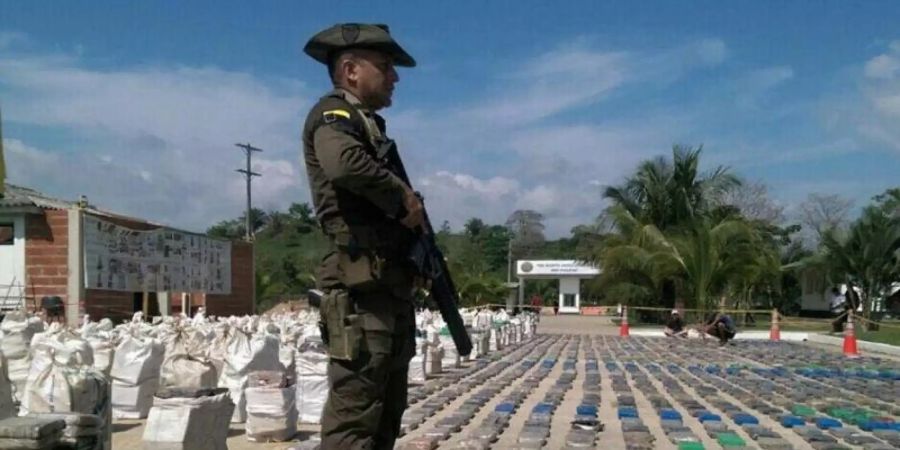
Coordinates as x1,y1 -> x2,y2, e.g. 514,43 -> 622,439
819,207 -> 900,326
582,206 -> 674,306
597,146 -> 743,308
455,270 -> 507,306
603,145 -> 741,232
655,218 -> 766,310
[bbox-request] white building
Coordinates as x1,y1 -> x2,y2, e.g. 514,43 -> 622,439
516,260 -> 600,314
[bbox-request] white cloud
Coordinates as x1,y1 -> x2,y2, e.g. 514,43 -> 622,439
388,38 -> 731,236
864,41 -> 900,79
467,48 -> 628,126
461,38 -> 727,128
16,31 -> 889,241
744,66 -> 794,91
851,41 -> 900,152
415,171 -> 520,229
516,185 -> 559,213
0,32 -> 27,50
1,49 -> 310,231
734,66 -> 794,109
694,39 -> 728,66
414,171 -> 602,237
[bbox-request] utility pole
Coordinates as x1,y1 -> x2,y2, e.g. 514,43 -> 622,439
506,238 -> 513,283
0,104 -> 6,197
235,143 -> 262,241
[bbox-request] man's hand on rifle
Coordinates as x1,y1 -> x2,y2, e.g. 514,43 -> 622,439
400,188 -> 426,232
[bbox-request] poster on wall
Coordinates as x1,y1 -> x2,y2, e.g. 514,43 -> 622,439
83,214 -> 231,294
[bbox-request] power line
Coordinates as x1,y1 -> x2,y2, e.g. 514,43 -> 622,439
235,143 -> 262,241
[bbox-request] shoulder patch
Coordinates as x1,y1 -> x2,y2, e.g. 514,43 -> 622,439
322,109 -> 352,123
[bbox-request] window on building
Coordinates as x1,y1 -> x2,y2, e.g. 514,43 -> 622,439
0,224 -> 13,246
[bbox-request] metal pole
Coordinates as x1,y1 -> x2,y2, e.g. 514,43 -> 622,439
235,143 -> 262,241
245,148 -> 252,240
507,239 -> 512,283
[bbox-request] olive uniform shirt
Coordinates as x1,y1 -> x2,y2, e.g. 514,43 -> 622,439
302,88 -> 415,292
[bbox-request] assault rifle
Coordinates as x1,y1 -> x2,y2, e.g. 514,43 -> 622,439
379,140 -> 473,356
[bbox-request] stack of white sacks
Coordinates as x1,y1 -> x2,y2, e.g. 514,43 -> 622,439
0,305 -> 538,447
472,309 -> 493,357
143,387 -> 235,450
218,319 -> 282,423
0,312 -> 44,402
408,336 -> 428,383
245,370 -> 296,442
407,307 -> 539,383
110,329 -> 164,419
20,322 -> 112,450
80,317 -> 116,377
295,333 -> 328,424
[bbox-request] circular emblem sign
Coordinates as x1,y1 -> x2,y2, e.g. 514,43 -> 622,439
520,262 -> 533,273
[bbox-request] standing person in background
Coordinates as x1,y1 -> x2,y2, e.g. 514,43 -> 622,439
530,294 -> 542,312
830,287 -> 848,333
301,23 -> 423,449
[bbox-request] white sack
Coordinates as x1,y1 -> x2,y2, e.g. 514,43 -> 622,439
112,378 -> 158,419
439,335 -> 459,369
408,339 -> 427,384
219,331 -> 281,423
296,375 -> 327,424
142,392 -> 234,450
246,385 -> 297,442
111,336 -> 164,386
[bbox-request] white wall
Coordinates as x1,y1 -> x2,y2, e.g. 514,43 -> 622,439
0,214 -> 26,300
558,277 -> 581,312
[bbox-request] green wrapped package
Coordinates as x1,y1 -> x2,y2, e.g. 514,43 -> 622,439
717,433 -> 746,447
678,442 -> 705,450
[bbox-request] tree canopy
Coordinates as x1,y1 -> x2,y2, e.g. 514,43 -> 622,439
205,146 -> 897,320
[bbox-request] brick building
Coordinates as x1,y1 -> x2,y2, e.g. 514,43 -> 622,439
0,184 -> 254,324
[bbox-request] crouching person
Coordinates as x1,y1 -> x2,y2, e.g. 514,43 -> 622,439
703,312 -> 737,345
664,309 -> 687,337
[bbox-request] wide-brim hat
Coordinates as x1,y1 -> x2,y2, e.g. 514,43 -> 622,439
304,23 -> 416,67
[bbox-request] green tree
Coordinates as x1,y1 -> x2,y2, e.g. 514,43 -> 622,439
267,211 -> 289,235
288,202 -> 316,233
206,219 -> 243,240
603,145 -> 741,232
506,209 -> 546,259
476,225 -> 512,273
594,145 -> 743,308
464,217 -> 487,238
819,206 -> 900,327
239,207 -> 268,237
873,187 -> 900,218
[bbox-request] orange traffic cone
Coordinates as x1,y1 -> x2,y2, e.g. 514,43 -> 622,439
842,310 -> 859,357
769,308 -> 781,341
619,306 -> 630,337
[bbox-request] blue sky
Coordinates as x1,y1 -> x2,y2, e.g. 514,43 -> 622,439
2,1 -> 899,237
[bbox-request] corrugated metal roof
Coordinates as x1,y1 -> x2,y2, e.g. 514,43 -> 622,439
0,183 -> 75,210
0,183 -> 199,234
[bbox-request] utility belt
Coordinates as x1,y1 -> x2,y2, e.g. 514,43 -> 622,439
315,225 -> 415,361
320,222 -> 414,290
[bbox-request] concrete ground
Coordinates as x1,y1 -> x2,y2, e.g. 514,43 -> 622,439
111,314 -> 898,449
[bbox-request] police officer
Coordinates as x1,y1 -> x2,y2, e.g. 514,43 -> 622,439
302,23 -> 424,449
